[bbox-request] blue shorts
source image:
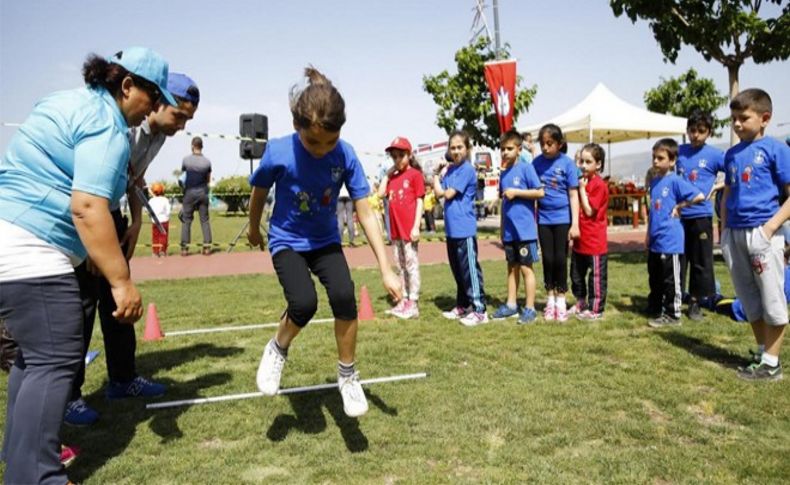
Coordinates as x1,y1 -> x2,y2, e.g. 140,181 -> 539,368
504,240 -> 539,266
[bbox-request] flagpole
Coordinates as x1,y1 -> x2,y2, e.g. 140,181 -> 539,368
493,0 -> 502,59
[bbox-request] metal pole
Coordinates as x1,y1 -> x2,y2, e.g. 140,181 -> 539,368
493,0 -> 502,58
165,318 -> 334,337
146,372 -> 429,410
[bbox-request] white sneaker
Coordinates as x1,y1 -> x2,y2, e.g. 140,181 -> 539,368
256,339 -> 287,395
385,299 -> 406,315
338,371 -> 368,417
392,299 -> 419,319
442,306 -> 470,320
459,311 -> 489,327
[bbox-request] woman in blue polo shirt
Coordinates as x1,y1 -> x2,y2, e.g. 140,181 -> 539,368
0,47 -> 175,484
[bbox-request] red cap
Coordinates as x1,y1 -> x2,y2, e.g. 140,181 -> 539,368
385,136 -> 412,153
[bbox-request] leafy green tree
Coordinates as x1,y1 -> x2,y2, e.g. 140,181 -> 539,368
610,0 -> 790,141
422,36 -> 537,149
644,68 -> 729,135
212,175 -> 251,213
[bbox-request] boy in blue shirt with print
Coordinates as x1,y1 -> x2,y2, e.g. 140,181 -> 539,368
432,130 -> 488,327
677,110 -> 725,321
493,129 -> 545,324
646,138 -> 704,327
720,88 -> 790,381
248,68 -> 401,417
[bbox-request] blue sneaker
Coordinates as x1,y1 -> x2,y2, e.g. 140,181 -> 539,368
518,307 -> 537,325
492,304 -> 519,320
64,398 -> 99,426
106,376 -> 166,399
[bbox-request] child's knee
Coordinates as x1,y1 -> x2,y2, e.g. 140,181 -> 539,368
287,293 -> 319,327
328,285 -> 357,321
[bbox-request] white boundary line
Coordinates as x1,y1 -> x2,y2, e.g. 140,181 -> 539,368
164,318 -> 334,337
146,372 -> 428,410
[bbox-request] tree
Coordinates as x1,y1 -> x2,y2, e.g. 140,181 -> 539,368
422,36 -> 537,149
644,68 -> 729,135
610,0 -> 790,142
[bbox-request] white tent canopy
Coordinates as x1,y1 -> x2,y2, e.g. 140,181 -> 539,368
520,83 -> 687,144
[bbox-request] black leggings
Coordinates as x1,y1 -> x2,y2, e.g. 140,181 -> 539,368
538,224 -> 570,292
272,244 -> 357,327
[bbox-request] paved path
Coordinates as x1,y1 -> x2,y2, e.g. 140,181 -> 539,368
130,227 -> 649,282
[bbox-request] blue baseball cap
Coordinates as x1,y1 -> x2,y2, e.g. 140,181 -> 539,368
109,47 -> 177,106
167,73 -> 200,106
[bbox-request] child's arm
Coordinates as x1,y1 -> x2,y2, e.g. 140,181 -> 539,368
502,187 -> 545,201
568,188 -> 580,239
410,197 -> 424,242
354,197 -> 403,301
671,192 -> 705,218
377,177 -> 388,198
432,173 -> 458,200
763,184 -> 790,238
247,186 -> 269,250
578,177 -> 593,217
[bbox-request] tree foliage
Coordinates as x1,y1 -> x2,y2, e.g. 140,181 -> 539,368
422,37 -> 537,149
644,68 -> 729,135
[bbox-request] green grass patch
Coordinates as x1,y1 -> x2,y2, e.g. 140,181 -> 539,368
1,254 -> 788,483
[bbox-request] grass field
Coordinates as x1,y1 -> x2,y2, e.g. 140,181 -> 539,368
1,253 -> 789,483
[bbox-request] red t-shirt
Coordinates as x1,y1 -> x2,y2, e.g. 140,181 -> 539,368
386,166 -> 426,241
575,174 -> 608,255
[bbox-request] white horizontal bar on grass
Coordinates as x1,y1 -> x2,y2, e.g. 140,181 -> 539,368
164,318 -> 334,337
146,372 -> 429,410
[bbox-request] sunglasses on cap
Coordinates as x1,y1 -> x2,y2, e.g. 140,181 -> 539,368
130,74 -> 162,106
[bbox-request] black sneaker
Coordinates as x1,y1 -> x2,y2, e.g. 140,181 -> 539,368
737,362 -> 783,381
688,302 -> 703,321
647,315 -> 681,328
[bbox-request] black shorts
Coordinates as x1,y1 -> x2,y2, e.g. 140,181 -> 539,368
272,244 -> 357,327
504,240 -> 539,266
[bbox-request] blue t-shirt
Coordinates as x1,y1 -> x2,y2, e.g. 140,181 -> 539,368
648,173 -> 702,254
249,133 -> 369,255
500,162 -> 543,242
532,153 -> 578,225
677,143 -> 724,219
0,87 -> 130,260
724,136 -> 790,229
441,161 -> 477,238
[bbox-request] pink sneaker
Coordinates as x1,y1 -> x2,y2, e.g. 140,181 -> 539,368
543,303 -> 556,321
393,300 -> 419,319
442,306 -> 470,320
386,299 -> 406,316
556,304 -> 568,322
567,302 -> 585,315
60,444 -> 81,467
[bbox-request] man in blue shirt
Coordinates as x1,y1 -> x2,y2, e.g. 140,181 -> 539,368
676,110 -> 725,321
646,138 -> 704,327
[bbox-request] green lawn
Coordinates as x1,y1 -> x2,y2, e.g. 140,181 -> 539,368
2,254 -> 788,483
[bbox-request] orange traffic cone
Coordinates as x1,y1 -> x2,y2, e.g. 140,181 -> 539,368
358,285 -> 375,321
143,302 -> 164,341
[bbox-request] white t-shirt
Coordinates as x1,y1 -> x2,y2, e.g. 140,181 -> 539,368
148,196 -> 171,223
0,220 -> 79,282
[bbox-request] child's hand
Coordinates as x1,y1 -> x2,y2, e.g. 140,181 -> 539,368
247,227 -> 265,251
671,205 -> 681,218
579,176 -> 588,189
382,269 -> 403,302
410,226 -> 421,242
569,224 -> 580,240
503,189 -> 517,200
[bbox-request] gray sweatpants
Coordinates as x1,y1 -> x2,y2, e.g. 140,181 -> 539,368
181,187 -> 212,248
1,273 -> 83,485
721,227 -> 788,325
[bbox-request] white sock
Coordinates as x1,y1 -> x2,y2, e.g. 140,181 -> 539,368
761,352 -> 779,367
548,295 -> 556,306
557,295 -> 566,309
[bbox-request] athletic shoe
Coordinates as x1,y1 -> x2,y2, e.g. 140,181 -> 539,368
392,300 -> 419,319
737,362 -> 783,381
256,339 -> 287,395
459,311 -> 489,327
64,398 -> 99,426
60,444 -> 81,467
688,302 -> 703,321
492,304 -> 519,320
338,371 -> 368,417
543,303 -> 556,321
647,315 -> 681,328
385,299 -> 406,315
106,376 -> 166,399
442,306 -> 470,320
567,302 -> 585,316
518,307 -> 537,325
556,304 -> 568,322
576,310 -> 603,321
748,348 -> 763,364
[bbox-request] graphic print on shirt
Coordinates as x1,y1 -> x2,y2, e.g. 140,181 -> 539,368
296,191 -> 311,213
321,187 -> 332,206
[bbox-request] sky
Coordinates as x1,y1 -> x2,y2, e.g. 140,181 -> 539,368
1,0 -> 788,183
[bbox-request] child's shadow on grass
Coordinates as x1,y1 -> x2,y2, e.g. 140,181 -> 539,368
67,343 -> 243,483
266,388 -> 396,453
431,295 -> 457,313
658,331 -> 749,369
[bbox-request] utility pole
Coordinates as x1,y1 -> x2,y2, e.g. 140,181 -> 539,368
492,0 -> 501,58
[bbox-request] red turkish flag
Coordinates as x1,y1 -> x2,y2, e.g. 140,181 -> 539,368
483,59 -> 517,134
